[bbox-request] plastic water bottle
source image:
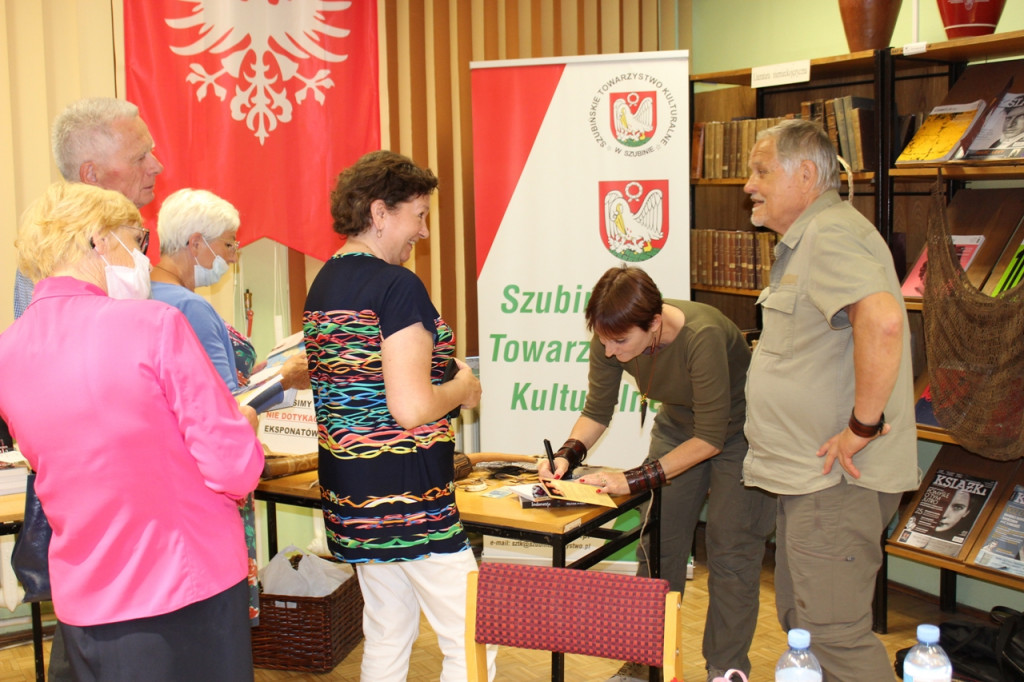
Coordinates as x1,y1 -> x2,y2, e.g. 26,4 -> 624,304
903,624 -> 952,682
775,628 -> 822,682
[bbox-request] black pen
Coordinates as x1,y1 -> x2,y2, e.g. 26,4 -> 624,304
543,439 -> 556,479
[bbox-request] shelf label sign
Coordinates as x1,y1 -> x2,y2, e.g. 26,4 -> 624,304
751,59 -> 811,88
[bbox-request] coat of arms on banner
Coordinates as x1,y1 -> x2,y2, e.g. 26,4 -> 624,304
599,180 -> 668,262
167,0 -> 355,144
609,91 -> 657,147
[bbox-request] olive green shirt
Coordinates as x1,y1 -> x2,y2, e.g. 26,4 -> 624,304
582,299 -> 750,451
743,190 -> 919,495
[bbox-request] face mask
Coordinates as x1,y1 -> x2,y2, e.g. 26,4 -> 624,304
102,233 -> 152,300
193,237 -> 229,287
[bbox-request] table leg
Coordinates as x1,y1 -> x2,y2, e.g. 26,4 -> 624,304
551,540 -> 566,682
31,602 -> 43,682
265,500 -> 278,557
939,568 -> 957,613
649,489 -> 661,579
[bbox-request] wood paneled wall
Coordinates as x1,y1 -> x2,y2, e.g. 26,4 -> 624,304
376,0 -> 691,355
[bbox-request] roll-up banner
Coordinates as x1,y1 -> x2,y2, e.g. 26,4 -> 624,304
471,51 -> 690,468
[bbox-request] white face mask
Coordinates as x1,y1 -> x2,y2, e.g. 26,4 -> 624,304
193,237 -> 229,287
102,233 -> 152,300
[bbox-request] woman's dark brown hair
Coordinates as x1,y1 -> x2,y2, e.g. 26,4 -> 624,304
329,150 -> 439,237
585,266 -> 663,337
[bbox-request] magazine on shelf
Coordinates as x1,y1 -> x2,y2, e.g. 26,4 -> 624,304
900,235 -> 985,298
972,484 -> 1024,578
963,91 -> 1024,161
895,100 -> 988,165
894,468 -> 998,558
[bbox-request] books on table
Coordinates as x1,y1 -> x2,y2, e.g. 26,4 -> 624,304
0,451 -> 29,496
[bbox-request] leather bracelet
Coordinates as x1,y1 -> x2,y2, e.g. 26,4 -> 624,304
623,460 -> 667,495
555,438 -> 588,476
848,409 -> 885,438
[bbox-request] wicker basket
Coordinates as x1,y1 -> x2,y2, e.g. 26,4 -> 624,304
250,573 -> 363,672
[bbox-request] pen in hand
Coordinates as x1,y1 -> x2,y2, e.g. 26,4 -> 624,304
544,439 -> 557,479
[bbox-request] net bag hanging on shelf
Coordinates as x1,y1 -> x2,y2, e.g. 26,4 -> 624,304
923,181 -> 1024,461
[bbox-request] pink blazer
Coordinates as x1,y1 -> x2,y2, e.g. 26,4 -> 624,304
0,277 -> 264,626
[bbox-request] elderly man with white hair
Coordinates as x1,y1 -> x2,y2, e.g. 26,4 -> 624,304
14,97 -> 163,316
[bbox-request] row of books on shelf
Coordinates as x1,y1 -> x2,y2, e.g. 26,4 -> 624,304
690,229 -> 779,290
692,116 -> 791,180
691,94 -> 878,180
695,61 -> 1024,173
799,95 -> 876,173
890,445 -> 1024,582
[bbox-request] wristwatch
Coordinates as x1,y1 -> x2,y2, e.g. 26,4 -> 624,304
848,409 -> 885,438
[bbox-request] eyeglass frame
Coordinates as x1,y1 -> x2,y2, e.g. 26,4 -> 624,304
88,225 -> 150,255
124,225 -> 150,255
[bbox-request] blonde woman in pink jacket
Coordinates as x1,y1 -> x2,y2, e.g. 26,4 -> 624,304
0,182 -> 264,682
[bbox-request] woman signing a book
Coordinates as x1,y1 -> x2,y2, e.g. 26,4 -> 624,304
539,265 -> 775,682
303,151 -> 492,682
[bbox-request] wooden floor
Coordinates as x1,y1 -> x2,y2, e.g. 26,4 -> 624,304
0,557 -> 982,682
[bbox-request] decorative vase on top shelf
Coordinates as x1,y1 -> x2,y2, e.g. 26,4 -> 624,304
838,0 -> 904,52
936,0 -> 1006,39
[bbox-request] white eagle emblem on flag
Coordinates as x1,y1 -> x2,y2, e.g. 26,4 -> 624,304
166,0 -> 354,144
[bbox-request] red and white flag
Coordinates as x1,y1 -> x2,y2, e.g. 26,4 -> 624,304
125,0 -> 380,260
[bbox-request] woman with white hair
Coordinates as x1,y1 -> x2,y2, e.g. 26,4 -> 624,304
151,188 -> 309,626
151,188 -> 244,389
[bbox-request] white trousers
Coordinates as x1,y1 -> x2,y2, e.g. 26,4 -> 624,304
356,549 -> 496,682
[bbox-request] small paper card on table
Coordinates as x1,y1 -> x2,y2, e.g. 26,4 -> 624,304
541,479 -> 616,507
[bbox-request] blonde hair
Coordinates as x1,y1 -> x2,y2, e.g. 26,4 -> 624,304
17,182 -> 142,282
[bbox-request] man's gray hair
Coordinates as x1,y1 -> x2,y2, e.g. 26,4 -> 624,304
51,98 -> 139,181
757,119 -> 841,193
157,188 -> 240,255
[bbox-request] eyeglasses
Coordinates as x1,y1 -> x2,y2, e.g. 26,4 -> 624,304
221,239 -> 240,253
125,226 -> 150,255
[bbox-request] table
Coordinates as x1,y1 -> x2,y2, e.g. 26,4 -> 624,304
255,471 -> 662,682
0,494 -> 44,682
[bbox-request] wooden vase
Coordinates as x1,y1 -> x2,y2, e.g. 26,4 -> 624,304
838,0 -> 903,52
937,0 -> 1006,39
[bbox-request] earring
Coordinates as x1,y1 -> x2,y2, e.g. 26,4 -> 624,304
376,228 -> 383,238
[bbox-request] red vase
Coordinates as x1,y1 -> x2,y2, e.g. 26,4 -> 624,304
937,0 -> 1006,39
838,0 -> 904,52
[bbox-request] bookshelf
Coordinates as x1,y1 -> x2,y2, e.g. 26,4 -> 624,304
690,30 -> 1024,632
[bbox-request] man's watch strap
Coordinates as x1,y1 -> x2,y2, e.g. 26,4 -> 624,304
849,409 -> 885,438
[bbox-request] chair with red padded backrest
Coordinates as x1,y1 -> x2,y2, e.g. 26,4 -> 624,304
465,561 -> 683,681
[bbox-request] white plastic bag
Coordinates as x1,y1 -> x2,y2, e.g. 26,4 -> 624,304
260,544 -> 354,598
